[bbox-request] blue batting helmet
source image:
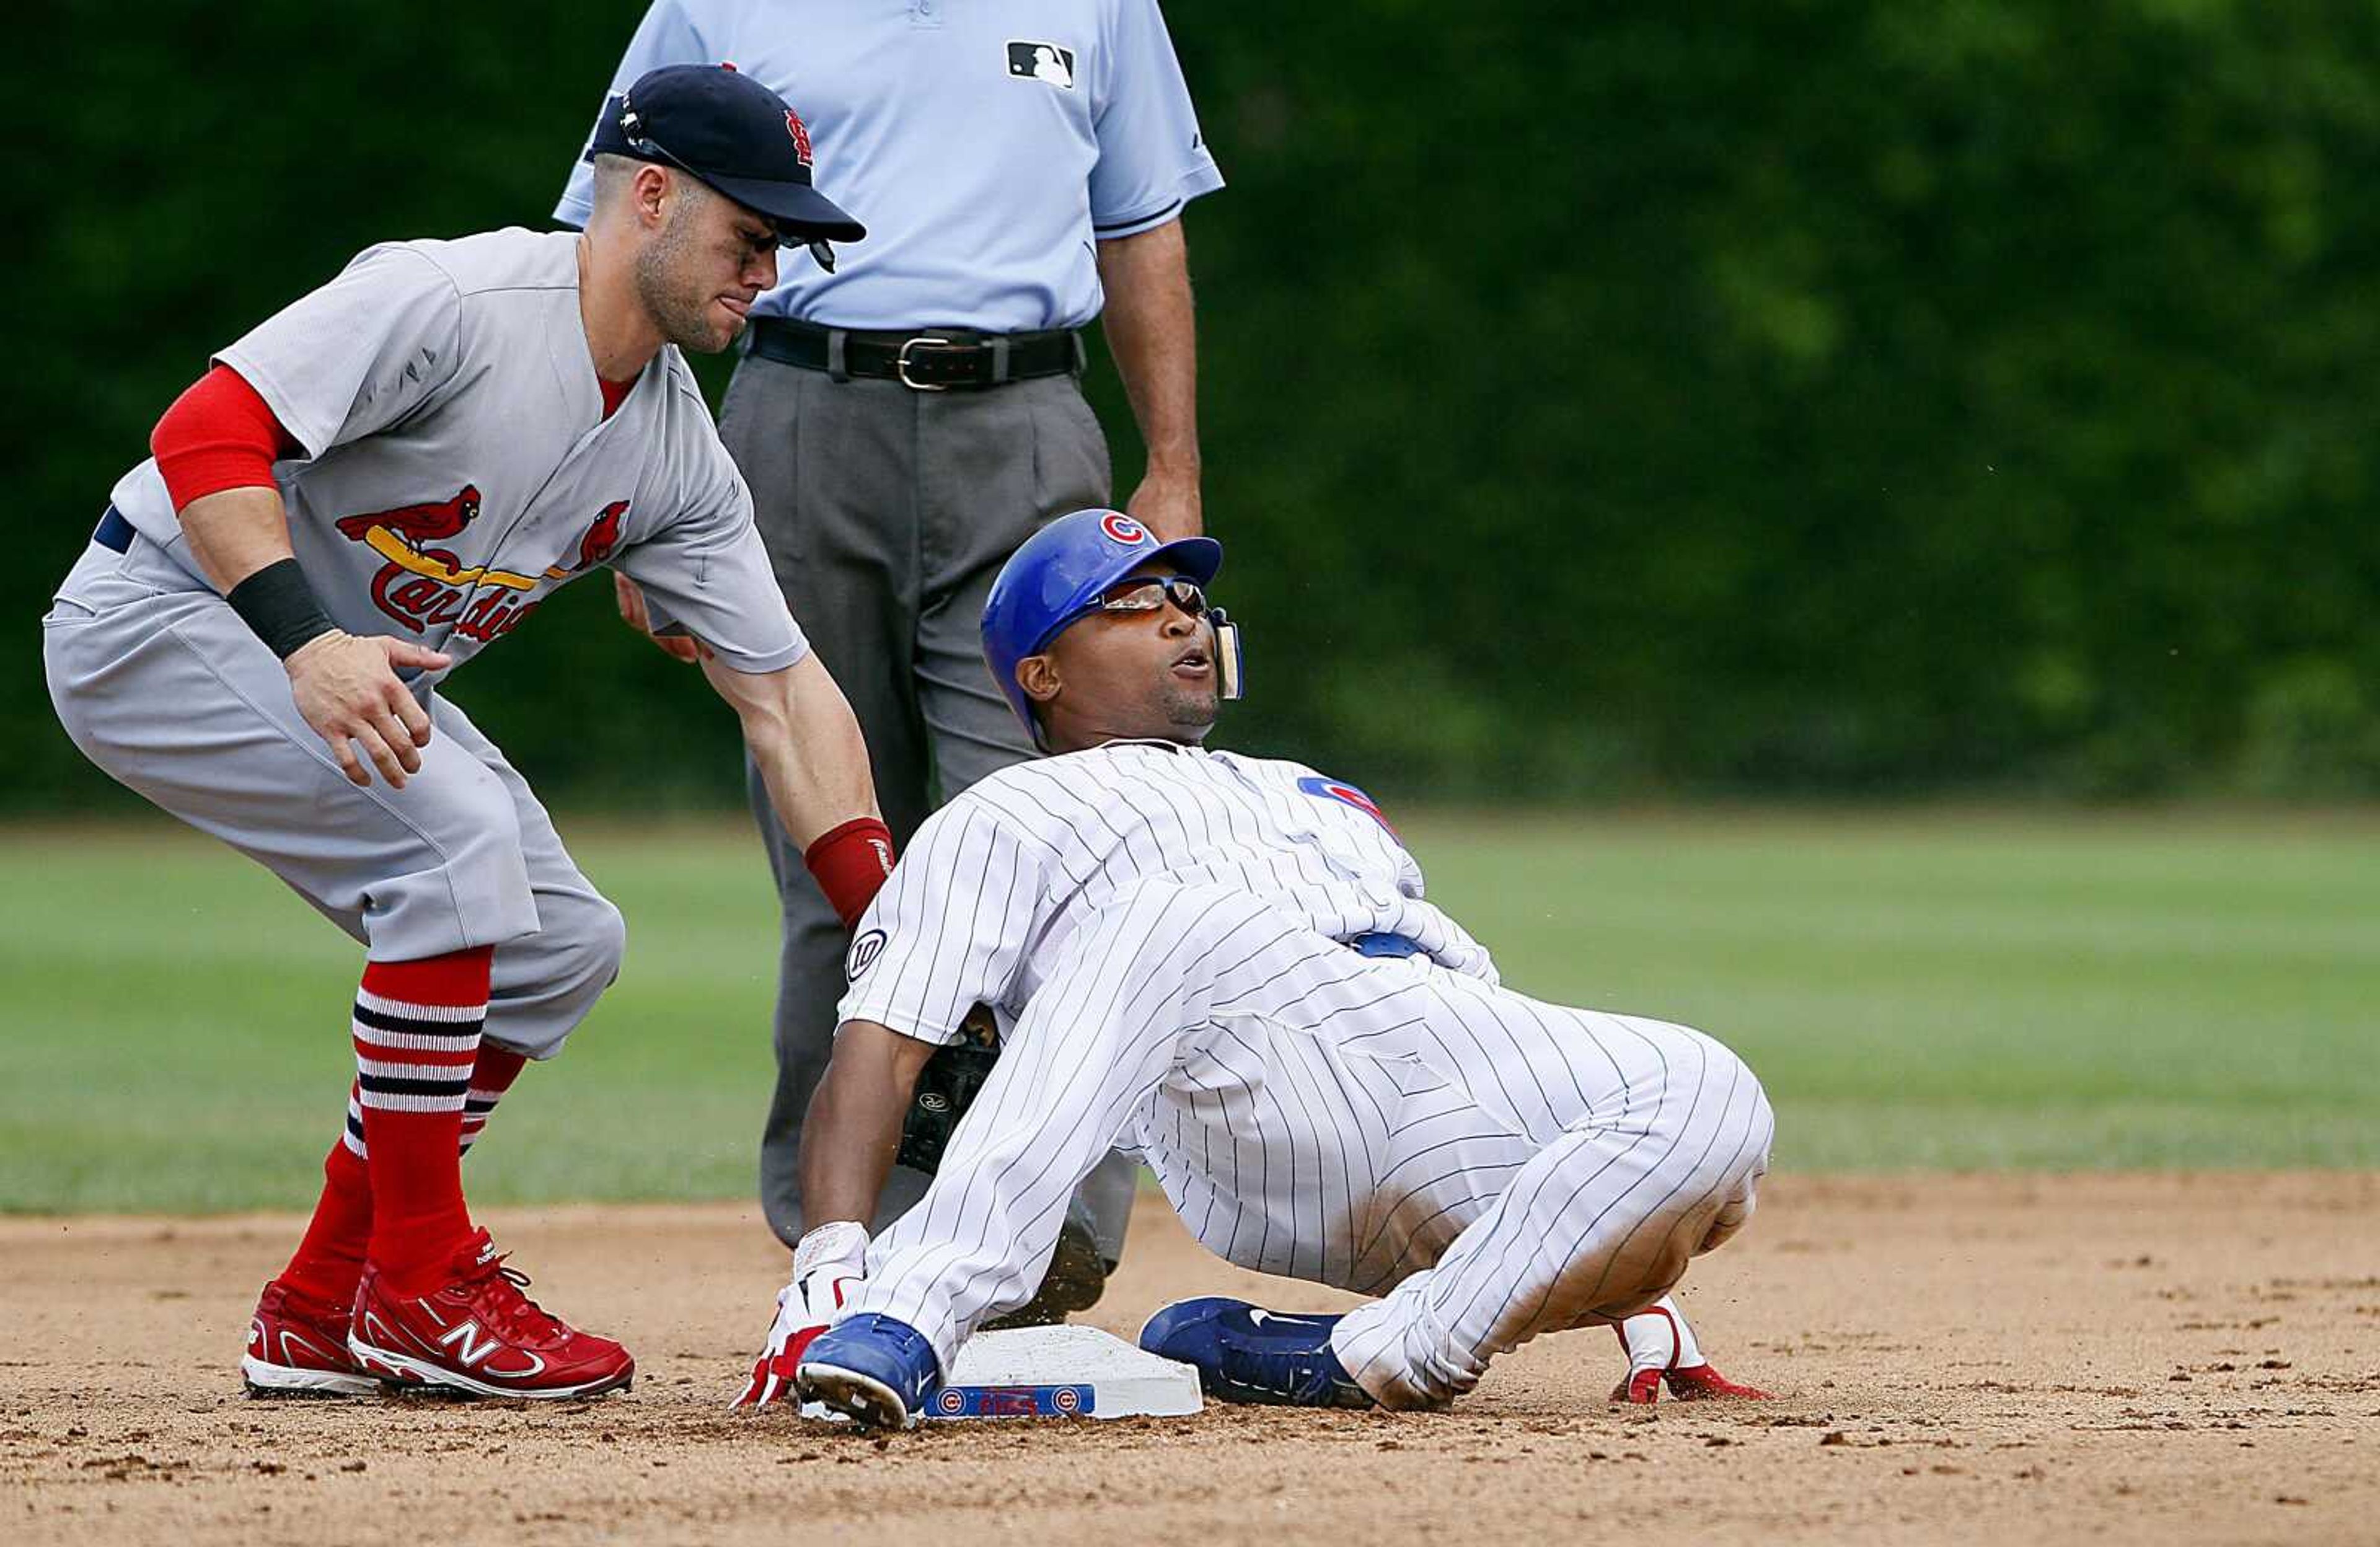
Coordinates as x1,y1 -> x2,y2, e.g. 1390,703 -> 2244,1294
981,509 -> 1227,745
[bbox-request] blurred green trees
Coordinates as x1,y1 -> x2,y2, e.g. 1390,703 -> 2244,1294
12,1 -> 2376,808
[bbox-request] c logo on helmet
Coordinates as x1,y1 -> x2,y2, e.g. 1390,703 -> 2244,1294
1098,512 -> 1147,545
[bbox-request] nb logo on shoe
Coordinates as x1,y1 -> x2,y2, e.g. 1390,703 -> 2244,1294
438,1320 -> 547,1378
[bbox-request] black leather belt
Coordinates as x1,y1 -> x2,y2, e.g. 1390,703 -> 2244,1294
746,315 -> 1082,390
94,505 -> 134,553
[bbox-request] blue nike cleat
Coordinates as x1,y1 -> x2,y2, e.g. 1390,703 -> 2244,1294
796,1313 -> 941,1429
1138,1296 -> 1375,1409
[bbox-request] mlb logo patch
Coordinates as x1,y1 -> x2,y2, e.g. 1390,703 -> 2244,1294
1007,40 -> 1076,89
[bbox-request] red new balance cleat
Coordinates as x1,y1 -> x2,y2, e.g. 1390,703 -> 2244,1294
1664,1362 -> 1772,1401
1607,1297 -> 1773,1404
347,1228 -> 634,1399
243,1279 -> 377,1398
1610,1360 -> 1774,1404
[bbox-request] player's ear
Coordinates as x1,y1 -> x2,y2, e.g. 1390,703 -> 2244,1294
635,164 -> 673,231
1016,654 -> 1061,707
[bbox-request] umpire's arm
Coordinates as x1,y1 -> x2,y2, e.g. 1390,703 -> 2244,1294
800,1021 -> 938,1227
1098,218 -> 1203,540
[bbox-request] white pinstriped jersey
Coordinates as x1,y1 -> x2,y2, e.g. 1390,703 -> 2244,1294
838,740 -> 1497,1046
840,737 -> 1775,1407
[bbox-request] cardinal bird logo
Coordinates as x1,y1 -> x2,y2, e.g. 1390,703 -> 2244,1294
575,501 -> 630,570
335,484 -> 481,547
335,482 -> 556,639
337,482 -> 534,588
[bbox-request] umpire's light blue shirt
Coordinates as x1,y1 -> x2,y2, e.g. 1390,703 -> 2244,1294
556,0 -> 1224,333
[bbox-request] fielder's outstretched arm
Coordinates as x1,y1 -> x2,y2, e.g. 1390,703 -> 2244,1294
798,1021 -> 938,1228
697,651 -> 881,849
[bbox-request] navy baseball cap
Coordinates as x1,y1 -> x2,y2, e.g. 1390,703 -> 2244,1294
588,64 -> 865,245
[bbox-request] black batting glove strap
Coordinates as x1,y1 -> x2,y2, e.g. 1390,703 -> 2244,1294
226,558 -> 337,660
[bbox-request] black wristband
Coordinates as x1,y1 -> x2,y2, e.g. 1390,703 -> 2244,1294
225,558 -> 337,660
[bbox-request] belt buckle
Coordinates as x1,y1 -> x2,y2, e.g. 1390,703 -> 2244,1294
896,335 -> 959,391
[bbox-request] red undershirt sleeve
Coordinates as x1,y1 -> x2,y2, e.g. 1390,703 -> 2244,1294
149,364 -> 306,513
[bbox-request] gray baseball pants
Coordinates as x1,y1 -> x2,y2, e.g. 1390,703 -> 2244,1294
716,350 -> 1139,1256
42,529 -> 623,1060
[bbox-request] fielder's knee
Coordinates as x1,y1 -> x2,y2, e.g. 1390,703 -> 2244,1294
573,895 -> 628,995
488,893 -> 625,1060
545,894 -> 627,1028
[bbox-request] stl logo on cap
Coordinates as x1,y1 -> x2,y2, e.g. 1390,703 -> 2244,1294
1100,512 -> 1148,545
784,108 -> 813,168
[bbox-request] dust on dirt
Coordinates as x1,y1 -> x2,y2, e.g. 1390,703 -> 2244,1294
6,1174 -> 2376,1546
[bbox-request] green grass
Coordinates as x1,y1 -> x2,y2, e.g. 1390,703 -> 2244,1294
2,809 -> 2374,1213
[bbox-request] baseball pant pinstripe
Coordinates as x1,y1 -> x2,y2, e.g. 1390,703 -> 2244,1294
846,879 -> 1773,1408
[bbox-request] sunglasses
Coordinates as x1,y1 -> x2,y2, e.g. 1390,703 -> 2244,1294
1079,575 -> 1212,622
1042,572 -> 1245,703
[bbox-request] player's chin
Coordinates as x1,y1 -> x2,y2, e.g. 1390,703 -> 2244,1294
671,301 -> 749,356
1161,681 -> 1220,730
702,311 -> 747,353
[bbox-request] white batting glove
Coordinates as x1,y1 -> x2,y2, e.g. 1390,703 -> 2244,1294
730,1220 -> 868,1408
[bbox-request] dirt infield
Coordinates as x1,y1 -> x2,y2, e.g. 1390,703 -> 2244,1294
6,1174 -> 2376,1546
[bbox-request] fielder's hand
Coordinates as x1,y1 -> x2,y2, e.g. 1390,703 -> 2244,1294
284,631 -> 452,788
731,1220 -> 868,1408
613,573 -> 707,663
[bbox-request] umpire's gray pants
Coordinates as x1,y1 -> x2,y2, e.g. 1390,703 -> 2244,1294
718,350 -> 1139,1256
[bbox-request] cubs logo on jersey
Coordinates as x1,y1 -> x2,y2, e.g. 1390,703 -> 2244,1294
1296,774 -> 1398,837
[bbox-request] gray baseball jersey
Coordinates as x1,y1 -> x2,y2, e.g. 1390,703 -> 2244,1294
107,229 -> 805,676
833,743 -> 1774,1408
45,227 -> 807,1054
